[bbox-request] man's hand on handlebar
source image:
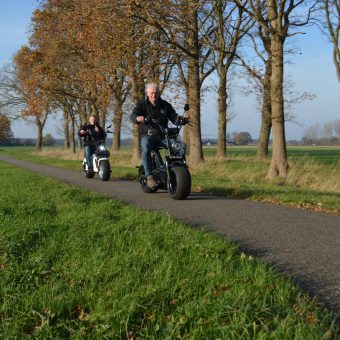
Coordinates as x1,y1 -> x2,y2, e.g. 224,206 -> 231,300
137,116 -> 162,124
177,115 -> 191,125
136,116 -> 145,123
137,114 -> 190,125
182,116 -> 190,124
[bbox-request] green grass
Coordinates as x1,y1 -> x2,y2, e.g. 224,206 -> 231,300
0,146 -> 137,180
190,158 -> 340,214
1,145 -> 340,214
0,161 -> 338,338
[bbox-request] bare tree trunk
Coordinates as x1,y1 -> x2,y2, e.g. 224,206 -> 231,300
131,75 -> 144,164
77,136 -> 82,150
112,113 -> 122,151
132,124 -> 141,164
100,109 -> 106,128
64,111 -> 70,149
257,110 -> 271,159
183,89 -> 190,155
70,117 -> 76,154
181,86 -> 191,158
187,61 -> 203,166
35,117 -> 43,151
216,67 -> 227,159
187,7 -> 203,166
93,104 -> 102,125
257,58 -> 272,159
182,125 -> 190,154
111,88 -> 123,152
267,35 -> 288,178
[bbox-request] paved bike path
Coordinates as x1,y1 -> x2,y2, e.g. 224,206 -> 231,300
1,154 -> 339,317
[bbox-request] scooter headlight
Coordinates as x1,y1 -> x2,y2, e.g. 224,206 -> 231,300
172,141 -> 181,151
171,140 -> 186,154
98,145 -> 106,151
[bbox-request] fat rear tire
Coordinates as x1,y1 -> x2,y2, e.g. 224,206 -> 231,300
99,160 -> 110,181
168,166 -> 191,200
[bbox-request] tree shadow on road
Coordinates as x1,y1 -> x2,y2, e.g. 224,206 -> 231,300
188,185 -> 340,214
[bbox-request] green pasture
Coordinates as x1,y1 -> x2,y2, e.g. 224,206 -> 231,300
0,162 -> 338,338
203,145 -> 340,165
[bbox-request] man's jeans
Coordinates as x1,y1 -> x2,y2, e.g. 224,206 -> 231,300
141,135 -> 186,176
84,145 -> 96,170
141,135 -> 167,176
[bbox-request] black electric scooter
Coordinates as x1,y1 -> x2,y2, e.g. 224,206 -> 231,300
137,105 -> 191,200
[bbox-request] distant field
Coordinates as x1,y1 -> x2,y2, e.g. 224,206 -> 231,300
203,145 -> 340,165
0,162 -> 338,338
1,145 -> 340,214
287,146 -> 340,165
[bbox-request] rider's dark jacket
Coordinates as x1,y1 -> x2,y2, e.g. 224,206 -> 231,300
78,123 -> 106,146
130,97 -> 179,136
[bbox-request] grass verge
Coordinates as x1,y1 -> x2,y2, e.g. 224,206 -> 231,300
1,146 -> 340,214
0,161 -> 339,338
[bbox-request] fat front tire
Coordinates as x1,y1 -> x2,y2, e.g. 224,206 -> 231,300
139,166 -> 158,193
99,161 -> 110,181
168,166 -> 191,200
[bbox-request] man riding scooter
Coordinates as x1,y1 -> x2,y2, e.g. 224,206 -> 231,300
78,115 -> 106,172
130,83 -> 189,188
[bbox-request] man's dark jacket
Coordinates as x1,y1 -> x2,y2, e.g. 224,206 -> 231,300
130,97 -> 178,136
78,123 -> 106,146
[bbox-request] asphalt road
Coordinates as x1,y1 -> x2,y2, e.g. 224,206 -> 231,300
1,154 -> 339,318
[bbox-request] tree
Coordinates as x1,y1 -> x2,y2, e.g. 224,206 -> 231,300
235,0 -> 316,178
301,124 -> 320,145
236,20 -> 273,160
132,0 -> 217,166
206,0 -> 252,159
43,133 -> 55,146
233,131 -> 252,145
13,46 -> 53,151
239,59 -> 315,159
322,121 -> 334,139
0,114 -> 13,144
335,119 -> 340,137
29,0 -> 113,152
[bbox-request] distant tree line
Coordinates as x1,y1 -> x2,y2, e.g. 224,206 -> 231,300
301,119 -> 340,145
0,133 -> 59,147
0,0 -> 338,178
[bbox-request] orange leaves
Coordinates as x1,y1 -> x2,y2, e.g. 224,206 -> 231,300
13,46 -> 53,121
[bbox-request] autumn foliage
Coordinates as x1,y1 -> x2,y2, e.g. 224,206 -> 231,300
6,0 -> 320,176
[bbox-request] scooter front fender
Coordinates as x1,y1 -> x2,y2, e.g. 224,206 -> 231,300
97,157 -> 109,165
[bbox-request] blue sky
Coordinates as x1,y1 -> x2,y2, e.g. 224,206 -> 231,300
1,1 -> 339,140
0,1 -> 36,64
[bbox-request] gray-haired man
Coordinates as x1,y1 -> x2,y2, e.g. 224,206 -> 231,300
130,83 -> 189,188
